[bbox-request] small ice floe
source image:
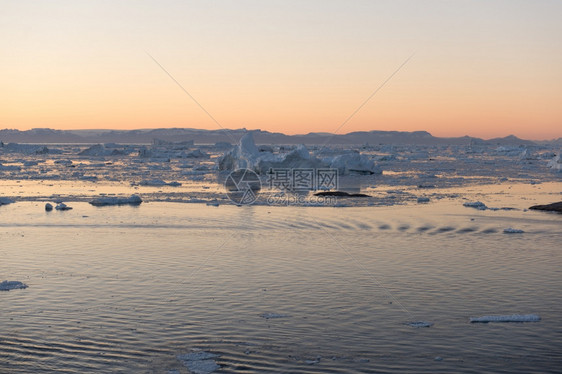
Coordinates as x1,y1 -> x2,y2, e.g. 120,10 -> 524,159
407,321 -> 433,328
463,201 -> 487,210
260,313 -> 289,319
434,356 -> 443,361
503,228 -> 524,234
0,280 -> 28,291
55,202 -> 72,211
177,351 -> 219,374
417,197 -> 430,203
0,197 -> 14,206
45,203 -> 53,211
138,179 -> 181,187
305,357 -> 322,365
470,314 -> 540,323
89,195 -> 142,206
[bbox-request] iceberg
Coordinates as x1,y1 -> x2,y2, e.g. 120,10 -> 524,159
89,195 -> 143,206
326,151 -> 382,175
470,314 -> 540,323
0,280 -> 28,291
218,132 -> 380,175
547,152 -> 562,172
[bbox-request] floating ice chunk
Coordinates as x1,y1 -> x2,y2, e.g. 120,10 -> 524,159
260,313 -> 289,319
407,321 -> 433,328
470,314 -> 540,323
184,149 -> 209,158
218,132 -> 324,174
547,152 -> 562,172
89,195 -> 142,206
0,197 -> 14,206
55,203 -> 72,211
177,351 -> 219,374
463,201 -> 487,210
503,228 -> 524,234
45,203 -> 53,211
0,280 -> 28,291
139,179 -> 181,187
327,151 -> 382,175
182,360 -> 219,374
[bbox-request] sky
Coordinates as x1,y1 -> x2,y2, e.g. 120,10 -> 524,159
1,0 -> 561,140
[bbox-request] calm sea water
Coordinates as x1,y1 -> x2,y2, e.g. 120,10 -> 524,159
1,197 -> 561,373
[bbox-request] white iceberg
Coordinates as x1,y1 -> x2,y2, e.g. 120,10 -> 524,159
326,151 -> 382,175
547,152 -> 562,172
0,280 -> 28,291
89,195 -> 142,206
218,132 -> 379,175
470,314 -> 540,323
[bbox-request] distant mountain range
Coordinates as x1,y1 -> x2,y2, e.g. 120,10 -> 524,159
0,127 -> 543,146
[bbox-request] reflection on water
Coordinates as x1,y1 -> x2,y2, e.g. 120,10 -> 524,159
1,200 -> 561,373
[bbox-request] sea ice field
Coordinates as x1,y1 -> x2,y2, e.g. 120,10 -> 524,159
1,139 -> 561,373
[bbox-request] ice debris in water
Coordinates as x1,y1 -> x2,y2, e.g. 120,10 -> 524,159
89,195 -> 142,206
470,314 -> 540,323
503,228 -> 524,234
0,280 -> 28,291
55,202 -> 72,211
546,151 -> 562,172
45,203 -> 53,211
407,321 -> 433,328
177,351 -> 219,374
0,197 -> 15,206
138,179 -> 181,187
463,201 -> 487,210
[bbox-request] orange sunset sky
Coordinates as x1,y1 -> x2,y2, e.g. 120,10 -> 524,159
1,1 -> 561,140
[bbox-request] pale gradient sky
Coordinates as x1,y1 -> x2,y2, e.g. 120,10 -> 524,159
1,0 -> 561,139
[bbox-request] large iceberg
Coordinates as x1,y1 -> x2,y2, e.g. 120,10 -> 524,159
218,132 -> 380,175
